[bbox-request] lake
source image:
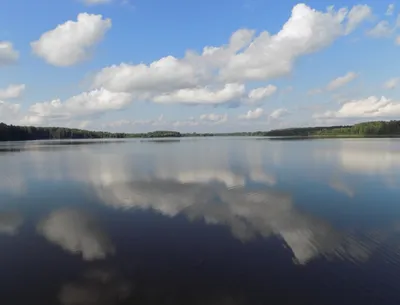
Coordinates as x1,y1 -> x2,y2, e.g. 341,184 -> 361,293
1,138 -> 400,305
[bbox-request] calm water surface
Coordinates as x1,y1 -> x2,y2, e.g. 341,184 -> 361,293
1,138 -> 400,305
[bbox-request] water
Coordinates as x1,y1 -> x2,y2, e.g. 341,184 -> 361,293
1,138 -> 400,305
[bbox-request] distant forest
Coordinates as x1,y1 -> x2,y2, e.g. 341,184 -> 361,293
264,120 -> 400,137
1,120 -> 400,141
0,123 -> 181,141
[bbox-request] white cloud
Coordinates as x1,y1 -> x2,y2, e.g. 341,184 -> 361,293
106,117 -> 165,128
83,0 -> 112,5
199,113 -> 228,124
383,77 -> 399,89
92,4 -> 366,107
309,72 -> 358,94
172,118 -> 199,127
105,113 -> 229,129
152,83 -> 245,105
345,5 -> 373,34
367,21 -> 393,38
316,96 -> 400,119
37,208 -> 114,260
0,84 -> 25,100
239,108 -> 264,120
270,108 -> 289,119
0,41 -> 19,66
283,86 -> 293,93
386,4 -> 395,16
248,85 -> 277,102
92,56 -> 206,94
0,101 -> 21,121
307,88 -> 323,95
396,36 -> 400,45
31,13 -> 111,66
327,72 -> 358,91
220,4 -> 349,82
24,88 -> 132,125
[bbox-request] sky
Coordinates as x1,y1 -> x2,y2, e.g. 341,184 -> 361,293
0,0 -> 400,132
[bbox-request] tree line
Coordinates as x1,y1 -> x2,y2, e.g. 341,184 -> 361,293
0,123 -> 181,141
312,121 -> 400,136
2,120 -> 400,141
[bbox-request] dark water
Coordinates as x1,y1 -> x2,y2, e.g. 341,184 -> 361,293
1,138 -> 400,305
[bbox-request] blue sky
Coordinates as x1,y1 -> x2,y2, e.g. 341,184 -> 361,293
0,0 -> 400,132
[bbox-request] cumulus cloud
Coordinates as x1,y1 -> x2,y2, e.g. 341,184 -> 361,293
367,21 -> 393,38
105,116 -> 166,128
37,208 -> 114,260
383,77 -> 399,89
92,4 -> 367,107
327,72 -> 358,91
0,101 -> 21,122
269,108 -> 289,119
172,118 -> 199,127
316,96 -> 400,119
0,84 -> 25,100
0,41 -> 19,66
307,88 -> 323,95
309,72 -> 358,94
219,4 -> 350,82
152,83 -> 245,105
92,56 -> 206,94
83,0 -> 112,5
386,4 -> 395,16
0,212 -> 24,235
105,113 -> 230,130
31,13 -> 111,66
345,5 -> 373,34
238,108 -> 264,120
23,88 -> 132,125
199,113 -> 228,124
247,85 -> 277,102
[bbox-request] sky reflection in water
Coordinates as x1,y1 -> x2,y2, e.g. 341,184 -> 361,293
1,138 -> 400,305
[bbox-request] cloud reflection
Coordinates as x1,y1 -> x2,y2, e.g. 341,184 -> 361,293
0,212 -> 23,235
329,177 -> 355,198
93,176 -> 369,265
59,268 -> 131,305
314,140 -> 400,176
5,139 -> 400,266
338,141 -> 400,175
84,148 -> 400,266
37,208 -> 114,260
